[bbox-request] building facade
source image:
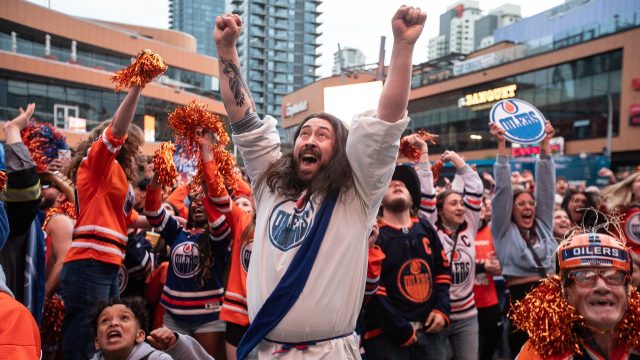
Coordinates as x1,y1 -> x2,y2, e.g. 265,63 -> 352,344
169,0 -> 225,58
332,46 -> 366,76
282,26 -> 640,170
229,0 -> 321,137
0,0 -> 225,153
428,0 -> 521,60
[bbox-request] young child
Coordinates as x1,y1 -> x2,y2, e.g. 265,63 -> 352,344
91,297 -> 213,360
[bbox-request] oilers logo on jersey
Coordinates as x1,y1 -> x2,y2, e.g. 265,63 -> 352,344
172,242 -> 202,279
449,248 -> 473,286
397,258 -> 432,303
241,240 -> 253,273
268,199 -> 316,251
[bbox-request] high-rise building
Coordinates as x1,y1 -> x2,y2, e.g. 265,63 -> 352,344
230,0 -> 321,136
332,46 -> 366,76
428,0 -> 520,60
474,4 -> 521,50
170,0 -> 225,58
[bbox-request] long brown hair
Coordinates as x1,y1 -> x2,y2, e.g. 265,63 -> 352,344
66,120 -> 144,185
258,112 -> 353,203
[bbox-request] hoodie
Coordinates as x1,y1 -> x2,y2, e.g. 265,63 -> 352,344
90,333 -> 214,360
0,263 -> 42,359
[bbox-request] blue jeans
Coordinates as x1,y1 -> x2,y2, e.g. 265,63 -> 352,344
60,259 -> 119,360
441,315 -> 479,360
364,330 -> 445,360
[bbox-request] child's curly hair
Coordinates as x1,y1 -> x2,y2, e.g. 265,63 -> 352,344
90,297 -> 150,338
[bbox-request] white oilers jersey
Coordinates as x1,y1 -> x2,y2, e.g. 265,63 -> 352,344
233,112 -> 409,343
418,164 -> 483,321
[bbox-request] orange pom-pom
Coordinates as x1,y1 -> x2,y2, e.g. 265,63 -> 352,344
168,100 -> 229,161
153,142 -> 178,188
510,276 -> 585,357
111,49 -> 168,91
615,287 -> 640,350
0,171 -> 6,192
213,147 -> 237,191
431,160 -> 444,182
399,130 -> 438,162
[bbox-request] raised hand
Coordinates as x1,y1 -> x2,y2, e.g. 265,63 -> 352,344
441,150 -> 465,168
147,327 -> 177,350
391,5 -> 427,46
214,14 -> 243,49
7,103 -> 35,131
403,133 -> 428,154
489,123 -> 506,142
541,122 -> 555,143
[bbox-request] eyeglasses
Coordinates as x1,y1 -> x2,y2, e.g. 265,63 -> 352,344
568,269 -> 629,288
514,200 -> 536,208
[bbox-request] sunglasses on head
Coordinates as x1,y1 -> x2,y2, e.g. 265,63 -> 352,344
41,181 -> 52,190
568,268 -> 629,288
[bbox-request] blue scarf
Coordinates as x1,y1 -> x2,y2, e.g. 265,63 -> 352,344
24,218 -> 45,325
236,192 -> 339,360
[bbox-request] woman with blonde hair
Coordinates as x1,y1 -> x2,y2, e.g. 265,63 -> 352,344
601,171 -> 640,255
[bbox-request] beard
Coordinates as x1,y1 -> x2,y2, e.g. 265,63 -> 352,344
383,196 -> 412,213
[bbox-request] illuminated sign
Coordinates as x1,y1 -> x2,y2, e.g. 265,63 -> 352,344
490,99 -> 547,145
284,101 -> 308,118
459,84 -> 517,107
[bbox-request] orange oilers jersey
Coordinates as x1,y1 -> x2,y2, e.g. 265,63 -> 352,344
203,160 -> 253,327
64,125 -> 136,267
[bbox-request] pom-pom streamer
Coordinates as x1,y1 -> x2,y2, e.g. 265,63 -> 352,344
111,49 -> 168,91
153,142 -> 178,188
0,171 -> 6,192
399,130 -> 438,162
21,121 -> 69,172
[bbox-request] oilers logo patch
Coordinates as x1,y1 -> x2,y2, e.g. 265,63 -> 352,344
124,184 -> 135,215
268,199 -> 315,252
625,211 -> 640,246
240,241 -> 253,273
397,259 -> 432,303
118,265 -> 128,295
449,248 -> 473,286
172,242 -> 201,279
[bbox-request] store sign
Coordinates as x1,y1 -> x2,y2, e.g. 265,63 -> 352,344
490,99 -> 547,145
67,116 -> 86,133
284,101 -> 308,118
512,137 -> 564,157
453,53 -> 497,76
458,84 -> 517,107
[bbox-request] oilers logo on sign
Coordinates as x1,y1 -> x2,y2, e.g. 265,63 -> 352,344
268,199 -> 315,252
625,211 -> 640,246
172,242 -> 201,279
490,99 -> 546,145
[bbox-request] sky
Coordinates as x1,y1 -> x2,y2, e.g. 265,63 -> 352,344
27,0 -> 565,78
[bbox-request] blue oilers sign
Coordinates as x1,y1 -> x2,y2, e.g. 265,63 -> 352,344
490,99 -> 546,145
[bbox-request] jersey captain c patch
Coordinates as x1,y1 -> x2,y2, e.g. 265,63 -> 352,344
268,198 -> 316,252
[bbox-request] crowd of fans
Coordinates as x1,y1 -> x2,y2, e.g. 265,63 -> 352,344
1,5 -> 639,360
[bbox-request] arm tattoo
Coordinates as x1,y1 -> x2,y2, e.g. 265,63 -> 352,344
220,56 -> 255,111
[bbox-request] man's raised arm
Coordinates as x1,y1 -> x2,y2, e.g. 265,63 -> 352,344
214,14 -> 256,123
377,6 -> 426,123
